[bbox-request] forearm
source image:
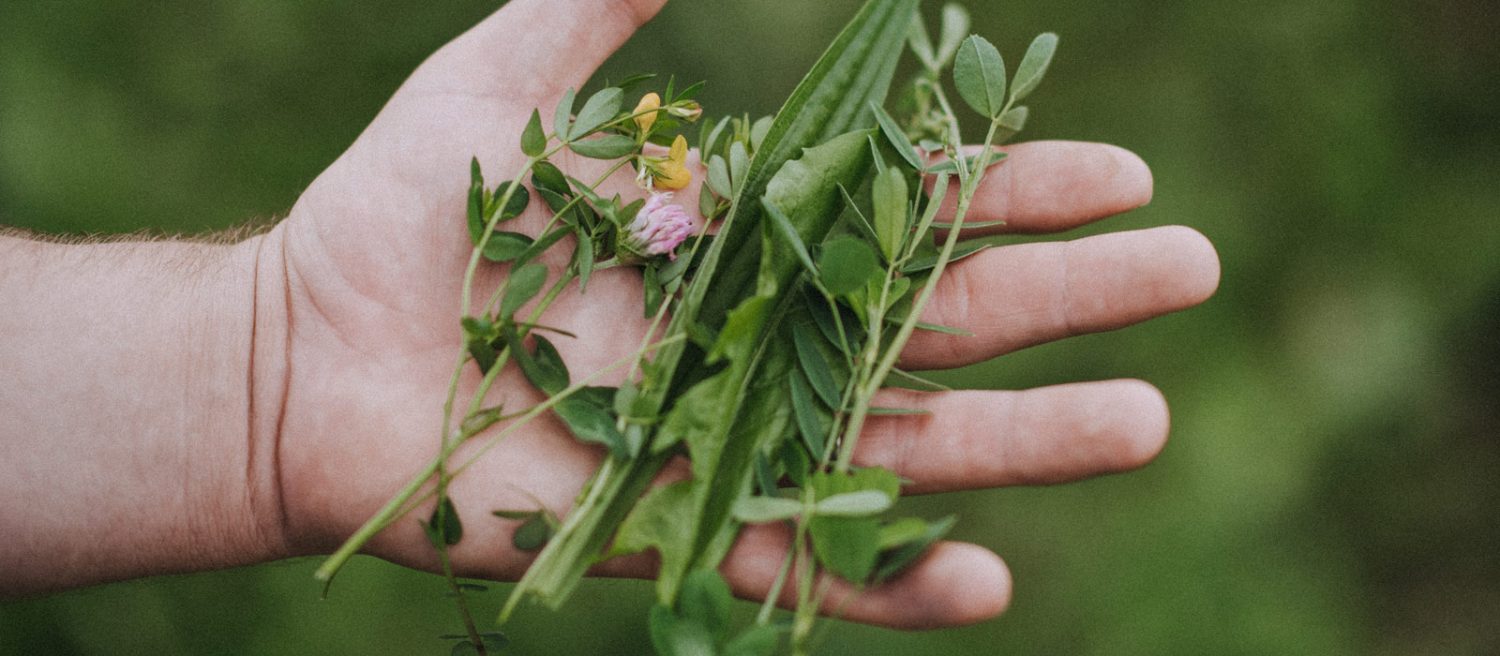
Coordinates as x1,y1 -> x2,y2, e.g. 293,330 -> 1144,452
0,230 -> 287,596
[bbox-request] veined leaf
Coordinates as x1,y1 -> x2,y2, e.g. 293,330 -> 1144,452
954,35 -> 1007,119
571,86 -> 623,138
1010,32 -> 1059,103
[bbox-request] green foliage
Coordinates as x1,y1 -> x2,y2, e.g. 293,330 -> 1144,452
953,35 -> 1007,118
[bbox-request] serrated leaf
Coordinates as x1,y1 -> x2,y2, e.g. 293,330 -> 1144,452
571,86 -> 623,138
1010,32 -> 1058,103
732,496 -> 804,523
568,134 -> 638,159
872,166 -> 909,261
815,490 -> 893,516
521,108 -> 546,157
817,236 -> 879,296
553,88 -> 575,142
500,263 -> 547,317
935,3 -> 970,67
871,102 -> 923,171
954,35 -> 1007,118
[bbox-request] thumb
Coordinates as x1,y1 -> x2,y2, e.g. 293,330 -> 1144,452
418,0 -> 669,98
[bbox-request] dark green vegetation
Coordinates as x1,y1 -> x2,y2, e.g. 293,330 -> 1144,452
2,1 -> 1498,654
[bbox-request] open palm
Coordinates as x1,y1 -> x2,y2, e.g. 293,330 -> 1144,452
256,0 -> 1219,629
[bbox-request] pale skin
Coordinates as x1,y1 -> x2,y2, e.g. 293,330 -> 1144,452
0,0 -> 1219,631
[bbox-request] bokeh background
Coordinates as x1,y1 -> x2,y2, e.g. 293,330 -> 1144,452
3,0 -> 1497,653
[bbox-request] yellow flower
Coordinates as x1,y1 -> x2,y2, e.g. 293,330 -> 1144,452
652,134 -> 692,190
633,92 -> 661,134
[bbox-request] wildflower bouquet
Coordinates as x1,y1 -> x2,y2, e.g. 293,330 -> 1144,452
316,1 -> 1059,653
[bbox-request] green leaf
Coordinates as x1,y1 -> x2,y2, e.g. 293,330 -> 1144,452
707,155 -> 732,198
723,625 -> 780,656
700,115 -> 730,156
996,106 -> 1029,143
613,481 -> 698,601
1010,32 -> 1058,103
817,236 -> 879,296
571,86 -> 623,138
568,134 -> 638,159
698,182 -> 719,218
554,397 -> 626,456
678,570 -> 733,643
909,171 -> 949,247
876,517 -> 928,550
750,116 -> 773,152
900,240 -> 989,274
762,200 -> 818,281
788,371 -> 827,456
480,231 -> 532,263
450,641 -> 479,656
514,333 -> 569,395
953,35 -> 1007,118
500,263 -> 547,317
874,515 -> 956,581
907,13 -> 936,70
792,325 -> 841,408
512,514 -> 554,551
811,515 -> 880,582
729,141 -> 749,194
531,160 -> 570,197
515,226 -> 570,267
732,495 -> 803,523
935,3 -> 971,67
815,490 -> 893,516
649,605 -> 716,656
553,88 -> 575,142
429,496 -> 463,546
503,0 -> 920,617
521,108 -> 546,157
468,183 -> 529,245
871,102 -> 922,171
872,166 -> 909,261
574,230 -> 594,292
467,158 -> 484,238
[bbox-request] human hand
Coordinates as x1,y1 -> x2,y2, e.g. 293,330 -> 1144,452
259,0 -> 1219,629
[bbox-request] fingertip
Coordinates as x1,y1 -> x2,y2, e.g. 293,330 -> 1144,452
1107,379 -> 1171,470
1157,225 -> 1221,307
1103,143 -> 1154,210
932,542 -> 1013,624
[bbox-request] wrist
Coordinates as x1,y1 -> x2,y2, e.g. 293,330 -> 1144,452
0,231 -> 290,594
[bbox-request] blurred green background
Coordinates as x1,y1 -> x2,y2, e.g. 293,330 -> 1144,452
3,0 -> 1497,654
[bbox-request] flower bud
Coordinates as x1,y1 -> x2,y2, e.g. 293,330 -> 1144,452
624,192 -> 695,260
633,93 -> 661,133
666,101 -> 703,122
